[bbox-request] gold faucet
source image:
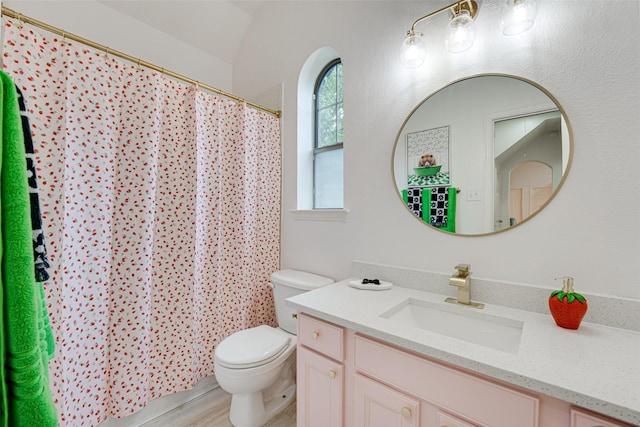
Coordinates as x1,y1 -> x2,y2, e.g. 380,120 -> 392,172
445,264 -> 484,309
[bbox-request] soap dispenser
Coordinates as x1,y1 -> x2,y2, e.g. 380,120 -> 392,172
548,276 -> 588,330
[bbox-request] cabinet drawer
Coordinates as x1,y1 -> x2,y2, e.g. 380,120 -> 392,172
438,411 -> 479,427
355,335 -> 539,427
298,313 -> 345,361
571,408 -> 633,427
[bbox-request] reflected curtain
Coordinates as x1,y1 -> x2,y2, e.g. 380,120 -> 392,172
2,18 -> 280,426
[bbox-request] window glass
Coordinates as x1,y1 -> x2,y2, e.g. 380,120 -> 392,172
314,60 -> 343,208
314,148 -> 344,209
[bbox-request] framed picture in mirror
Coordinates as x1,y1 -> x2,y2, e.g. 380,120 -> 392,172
406,126 -> 451,187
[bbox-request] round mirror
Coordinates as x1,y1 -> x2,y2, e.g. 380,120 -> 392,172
392,74 -> 572,236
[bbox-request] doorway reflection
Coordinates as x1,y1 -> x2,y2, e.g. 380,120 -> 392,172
494,110 -> 564,231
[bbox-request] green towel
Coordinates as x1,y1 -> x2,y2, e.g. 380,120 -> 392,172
443,187 -> 457,233
38,283 -> 55,360
421,187 -> 457,233
0,71 -> 57,427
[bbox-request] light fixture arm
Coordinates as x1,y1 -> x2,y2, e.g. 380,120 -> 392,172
408,0 -> 479,33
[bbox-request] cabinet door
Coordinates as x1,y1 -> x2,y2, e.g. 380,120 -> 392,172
571,408 -> 633,427
297,345 -> 343,427
354,374 -> 419,427
438,411 -> 479,427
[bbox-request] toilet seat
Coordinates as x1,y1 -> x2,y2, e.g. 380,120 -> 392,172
215,325 -> 291,369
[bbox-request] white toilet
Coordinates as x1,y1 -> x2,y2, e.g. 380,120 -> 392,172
214,269 -> 334,427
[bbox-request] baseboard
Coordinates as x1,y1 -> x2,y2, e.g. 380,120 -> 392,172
99,376 -> 219,427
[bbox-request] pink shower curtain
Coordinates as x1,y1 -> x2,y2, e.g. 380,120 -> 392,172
2,19 -> 281,426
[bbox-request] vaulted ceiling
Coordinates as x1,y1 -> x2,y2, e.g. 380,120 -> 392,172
98,1 -> 267,64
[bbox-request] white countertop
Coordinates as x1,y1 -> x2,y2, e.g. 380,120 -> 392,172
286,279 -> 640,425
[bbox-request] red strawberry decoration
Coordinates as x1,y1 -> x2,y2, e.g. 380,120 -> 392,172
549,276 -> 588,330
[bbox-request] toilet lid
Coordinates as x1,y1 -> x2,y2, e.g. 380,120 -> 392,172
215,325 -> 291,369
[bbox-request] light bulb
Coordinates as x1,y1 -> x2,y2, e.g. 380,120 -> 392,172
400,31 -> 426,68
501,0 -> 538,36
445,10 -> 476,53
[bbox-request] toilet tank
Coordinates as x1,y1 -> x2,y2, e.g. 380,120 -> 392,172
271,270 -> 334,334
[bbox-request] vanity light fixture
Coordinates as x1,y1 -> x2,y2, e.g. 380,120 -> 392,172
501,0 -> 538,36
445,8 -> 477,53
400,0 -> 479,68
400,30 -> 428,68
400,0 -> 538,69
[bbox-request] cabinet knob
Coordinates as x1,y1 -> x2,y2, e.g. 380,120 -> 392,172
401,407 -> 412,418
292,313 -> 297,319
328,370 -> 337,379
312,331 -> 320,340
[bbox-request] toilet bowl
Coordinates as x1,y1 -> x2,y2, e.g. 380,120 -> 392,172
213,270 -> 334,427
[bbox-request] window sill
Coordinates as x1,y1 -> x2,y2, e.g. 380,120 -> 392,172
289,209 -> 350,222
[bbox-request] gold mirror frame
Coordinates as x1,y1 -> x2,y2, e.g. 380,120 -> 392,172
391,73 -> 574,236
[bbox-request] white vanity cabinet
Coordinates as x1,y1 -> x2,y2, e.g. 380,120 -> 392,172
295,313 -> 636,427
571,408 -> 634,427
296,314 -> 345,427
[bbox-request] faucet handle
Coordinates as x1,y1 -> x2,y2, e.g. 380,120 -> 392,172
454,263 -> 471,275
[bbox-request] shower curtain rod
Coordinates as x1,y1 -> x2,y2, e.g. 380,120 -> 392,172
1,6 -> 282,118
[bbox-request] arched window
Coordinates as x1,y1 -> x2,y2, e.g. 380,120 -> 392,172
313,59 -> 343,208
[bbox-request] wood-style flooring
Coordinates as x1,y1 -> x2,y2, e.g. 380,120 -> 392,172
141,386 -> 296,427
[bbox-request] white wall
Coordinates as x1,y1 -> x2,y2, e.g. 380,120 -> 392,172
6,1 -> 639,299
233,0 -> 640,299
3,0 -> 233,92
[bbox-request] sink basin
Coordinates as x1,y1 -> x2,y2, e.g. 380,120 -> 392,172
379,298 -> 523,354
